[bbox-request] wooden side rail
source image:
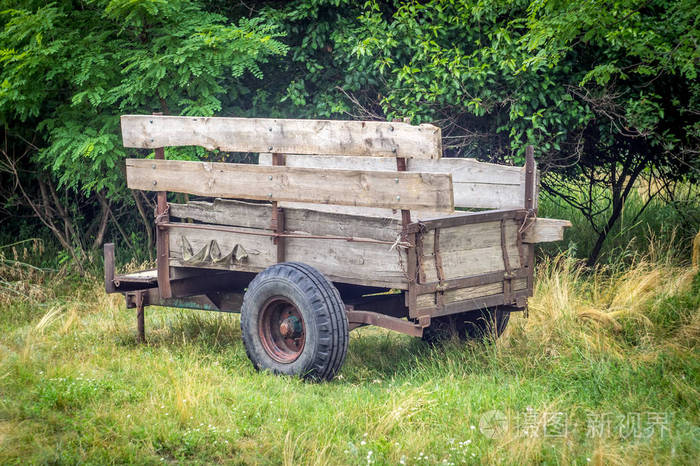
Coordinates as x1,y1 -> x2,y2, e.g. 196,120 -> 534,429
126,158 -> 455,212
260,153 -> 527,210
121,115 -> 442,159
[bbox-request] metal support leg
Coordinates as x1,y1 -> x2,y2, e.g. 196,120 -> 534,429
135,291 -> 145,343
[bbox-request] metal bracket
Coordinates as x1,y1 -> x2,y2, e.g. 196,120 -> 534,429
433,227 -> 446,308
135,290 -> 145,343
271,153 -> 286,262
500,218 -> 513,304
346,309 -> 423,337
153,112 -> 172,299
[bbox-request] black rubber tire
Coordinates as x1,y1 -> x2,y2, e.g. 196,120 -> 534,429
422,307 -> 510,344
240,262 -> 348,381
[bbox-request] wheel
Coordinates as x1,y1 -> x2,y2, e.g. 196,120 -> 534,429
240,262 -> 348,381
422,307 -> 511,344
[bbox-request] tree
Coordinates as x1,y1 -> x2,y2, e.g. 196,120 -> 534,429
0,0 -> 287,267
2,0 -> 698,267
251,0 -> 699,264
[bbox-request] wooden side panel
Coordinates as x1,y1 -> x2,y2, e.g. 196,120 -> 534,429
121,115 -> 442,159
418,220 -> 522,282
167,224 -> 409,289
168,225 -> 275,274
169,199 -> 403,243
260,153 -> 526,210
126,158 -> 454,212
169,199 -> 272,230
415,278 -> 528,310
255,202 -> 450,221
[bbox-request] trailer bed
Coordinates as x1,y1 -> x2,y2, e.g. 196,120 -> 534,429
104,113 -> 570,380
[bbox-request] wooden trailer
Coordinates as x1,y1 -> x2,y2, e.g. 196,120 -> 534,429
105,114 -> 570,380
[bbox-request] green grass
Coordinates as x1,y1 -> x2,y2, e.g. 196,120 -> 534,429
0,254 -> 699,464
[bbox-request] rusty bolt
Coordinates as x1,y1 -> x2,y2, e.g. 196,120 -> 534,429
280,320 -> 291,337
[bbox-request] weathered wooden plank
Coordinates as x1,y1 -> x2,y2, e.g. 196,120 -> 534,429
169,199 -> 403,242
416,278 -> 527,310
260,153 -> 526,210
260,153 -> 523,184
169,199 -> 272,230
121,115 -> 442,159
167,224 -> 409,289
406,209 -> 525,232
253,201 -> 450,220
522,218 -> 571,243
419,220 -> 522,282
169,225 -> 276,274
126,158 -> 454,212
420,220 -> 516,252
420,245 -> 520,282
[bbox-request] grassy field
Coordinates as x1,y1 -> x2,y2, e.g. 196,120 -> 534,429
1,247 -> 699,464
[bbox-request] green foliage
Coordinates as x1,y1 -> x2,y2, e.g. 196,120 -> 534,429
0,0 -> 287,195
1,0 -> 698,266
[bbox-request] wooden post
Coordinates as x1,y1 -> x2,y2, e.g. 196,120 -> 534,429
524,145 -> 537,315
153,112 -> 172,298
394,118 -> 420,320
271,153 -> 286,263
394,118 -> 412,229
524,145 -> 536,212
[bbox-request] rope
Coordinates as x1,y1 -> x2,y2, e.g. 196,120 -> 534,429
155,204 -> 170,224
519,208 -> 537,234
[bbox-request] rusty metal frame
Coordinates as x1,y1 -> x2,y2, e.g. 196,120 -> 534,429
500,218 -> 513,303
346,309 -> 423,337
126,288 -> 243,313
413,268 -> 530,295
524,145 -> 536,213
134,290 -> 145,342
433,227 -> 446,308
271,153 -> 286,262
523,145 -> 537,313
153,112 -> 172,299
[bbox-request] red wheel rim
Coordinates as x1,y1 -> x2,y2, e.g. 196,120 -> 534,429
258,296 -> 306,363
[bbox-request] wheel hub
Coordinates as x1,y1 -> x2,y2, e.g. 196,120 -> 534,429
257,297 -> 306,363
280,316 -> 302,338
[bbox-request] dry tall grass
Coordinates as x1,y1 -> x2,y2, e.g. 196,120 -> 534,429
509,249 -> 699,358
